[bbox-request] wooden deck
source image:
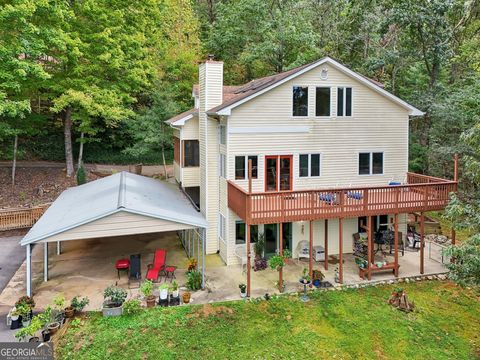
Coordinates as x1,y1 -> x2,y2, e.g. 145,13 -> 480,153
228,173 -> 457,225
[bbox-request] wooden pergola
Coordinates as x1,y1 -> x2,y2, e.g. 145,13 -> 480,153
230,156 -> 458,297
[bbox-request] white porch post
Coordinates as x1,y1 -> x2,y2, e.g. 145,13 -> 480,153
202,227 -> 206,289
26,244 -> 32,296
56,241 -> 61,255
44,242 -> 48,282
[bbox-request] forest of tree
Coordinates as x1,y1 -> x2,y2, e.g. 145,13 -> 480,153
0,0 -> 479,282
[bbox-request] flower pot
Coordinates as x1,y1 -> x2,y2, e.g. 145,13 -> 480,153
102,302 -> 123,317
22,319 -> 31,328
172,290 -> 179,298
42,330 -> 51,342
29,337 -> 40,343
146,295 -> 156,308
64,307 -> 75,318
47,322 -> 60,335
160,289 -> 168,300
10,314 -> 19,322
182,292 -> 191,304
240,291 -> 247,298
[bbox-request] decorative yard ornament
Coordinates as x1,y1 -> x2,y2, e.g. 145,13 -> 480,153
388,288 -> 415,312
320,68 -> 328,80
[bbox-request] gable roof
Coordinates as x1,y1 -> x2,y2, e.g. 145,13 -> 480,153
21,172 -> 207,245
207,57 -> 423,116
165,108 -> 198,126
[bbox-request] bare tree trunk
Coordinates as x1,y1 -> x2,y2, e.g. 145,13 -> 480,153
11,134 -> 18,186
77,132 -> 84,169
63,106 -> 74,177
161,144 -> 168,179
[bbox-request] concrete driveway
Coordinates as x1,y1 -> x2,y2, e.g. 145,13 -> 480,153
0,236 -> 24,293
0,235 -> 25,342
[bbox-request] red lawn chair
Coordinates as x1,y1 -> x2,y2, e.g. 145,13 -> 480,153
146,249 -> 166,282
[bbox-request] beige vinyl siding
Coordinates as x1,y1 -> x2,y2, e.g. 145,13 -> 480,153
182,116 -> 199,140
226,64 -> 409,193
182,167 -> 200,187
43,211 -> 195,242
199,62 -> 223,254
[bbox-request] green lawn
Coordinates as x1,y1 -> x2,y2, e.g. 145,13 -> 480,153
57,281 -> 480,360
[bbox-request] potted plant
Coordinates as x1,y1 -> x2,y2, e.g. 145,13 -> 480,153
15,303 -> 32,327
140,280 -> 156,308
312,269 -> 325,287
52,294 -> 65,324
159,283 -> 169,301
171,281 -> 179,298
300,267 -> 311,285
282,249 -> 292,264
102,285 -> 127,317
71,296 -> 89,314
15,296 -> 35,310
10,307 -> 19,322
186,270 -> 202,291
239,283 -> 247,298
187,258 -> 197,272
42,306 -> 60,335
268,254 -> 285,271
15,316 -> 43,342
182,291 -> 191,304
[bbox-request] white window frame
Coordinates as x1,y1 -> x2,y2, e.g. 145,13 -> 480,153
235,155 -> 258,179
358,151 -> 384,176
219,124 -> 226,145
219,153 -> 226,178
299,153 -> 321,177
218,213 -> 226,243
337,86 -> 353,117
315,86 -> 331,117
292,85 -> 309,118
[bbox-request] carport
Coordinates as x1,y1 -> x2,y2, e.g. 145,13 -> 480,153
20,172 -> 208,296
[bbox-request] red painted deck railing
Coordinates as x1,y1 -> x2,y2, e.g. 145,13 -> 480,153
228,175 -> 457,225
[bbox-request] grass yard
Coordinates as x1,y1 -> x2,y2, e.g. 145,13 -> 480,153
57,281 -> 480,360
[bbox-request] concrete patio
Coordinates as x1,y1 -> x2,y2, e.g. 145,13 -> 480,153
0,231 -> 447,311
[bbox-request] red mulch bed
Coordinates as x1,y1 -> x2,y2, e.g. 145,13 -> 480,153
0,167 -> 99,209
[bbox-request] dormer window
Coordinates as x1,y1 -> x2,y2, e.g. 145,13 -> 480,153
337,87 -> 352,116
292,86 -> 308,117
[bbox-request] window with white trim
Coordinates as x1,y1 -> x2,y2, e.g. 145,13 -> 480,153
359,152 -> 383,175
292,86 -> 308,116
219,124 -> 226,145
219,154 -> 226,178
235,155 -> 258,179
337,87 -> 352,116
299,154 -> 321,177
218,213 -> 226,241
315,87 -> 330,116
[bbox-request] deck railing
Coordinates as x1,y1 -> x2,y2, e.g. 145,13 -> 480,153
228,175 -> 456,225
0,204 -> 50,231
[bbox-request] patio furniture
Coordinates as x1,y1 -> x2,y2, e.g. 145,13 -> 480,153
296,240 -> 310,260
164,266 -> 177,282
235,243 -> 254,272
115,258 -> 130,279
319,193 -> 337,205
128,254 -> 142,288
146,249 -> 166,282
313,245 -> 325,262
359,262 -> 399,279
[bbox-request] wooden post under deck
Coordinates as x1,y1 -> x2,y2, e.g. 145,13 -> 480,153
324,219 -> 328,270
338,218 -> 343,283
394,214 -> 399,277
309,220 -> 313,281
246,160 -> 253,297
367,216 -> 372,280
420,212 -> 425,274
279,222 -> 283,292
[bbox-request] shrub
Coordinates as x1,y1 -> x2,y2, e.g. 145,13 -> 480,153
76,166 -> 87,185
253,257 -> 267,271
122,299 -> 142,316
443,234 -> 480,286
103,286 -> 127,307
186,270 -> 202,291
71,296 -> 89,312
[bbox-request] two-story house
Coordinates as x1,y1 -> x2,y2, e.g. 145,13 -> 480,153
167,56 -> 456,293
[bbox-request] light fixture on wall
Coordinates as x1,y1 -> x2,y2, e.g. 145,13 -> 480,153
301,223 -> 305,235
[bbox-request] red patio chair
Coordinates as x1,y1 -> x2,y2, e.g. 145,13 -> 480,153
146,249 -> 166,282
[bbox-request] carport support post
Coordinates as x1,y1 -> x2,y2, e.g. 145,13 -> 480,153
56,241 -> 61,255
44,242 -> 48,282
26,244 -> 32,297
